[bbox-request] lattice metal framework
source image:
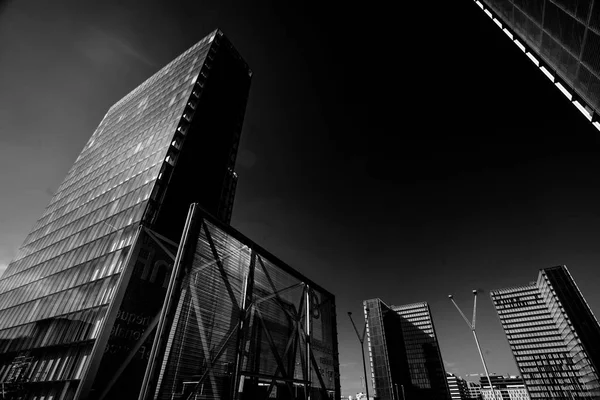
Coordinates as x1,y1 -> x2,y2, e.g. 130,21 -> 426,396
477,0 -> 600,130
140,205 -> 341,400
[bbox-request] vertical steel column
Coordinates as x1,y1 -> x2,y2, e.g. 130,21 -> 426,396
74,225 -> 144,400
232,250 -> 255,400
138,203 -> 201,400
330,298 -> 341,400
306,284 -> 311,400
348,311 -> 370,400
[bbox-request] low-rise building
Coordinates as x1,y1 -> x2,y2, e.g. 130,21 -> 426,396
447,372 -> 470,399
480,375 -> 529,400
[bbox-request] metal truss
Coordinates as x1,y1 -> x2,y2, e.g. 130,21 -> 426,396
138,204 -> 336,400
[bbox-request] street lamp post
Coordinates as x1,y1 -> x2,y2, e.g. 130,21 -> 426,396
394,383 -> 406,400
348,311 -> 370,400
448,290 -> 500,400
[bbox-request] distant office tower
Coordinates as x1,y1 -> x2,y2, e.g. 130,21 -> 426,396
363,299 -> 450,400
476,0 -> 600,130
447,372 -> 470,399
466,381 -> 482,399
479,375 -> 529,400
491,265 -> 600,399
0,29 -> 255,399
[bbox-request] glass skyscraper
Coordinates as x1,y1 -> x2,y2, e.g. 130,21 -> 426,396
491,265 -> 600,399
363,299 -> 450,400
476,0 -> 600,130
0,29 -> 252,399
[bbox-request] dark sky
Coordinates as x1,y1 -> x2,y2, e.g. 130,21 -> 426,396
2,0 -> 600,396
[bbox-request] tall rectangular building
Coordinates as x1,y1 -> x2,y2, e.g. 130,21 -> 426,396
476,0 -> 600,128
363,299 -> 450,400
491,265 -> 600,399
0,29 -> 252,400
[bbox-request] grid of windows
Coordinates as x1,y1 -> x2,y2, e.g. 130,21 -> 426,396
466,381 -> 482,399
0,30 -> 219,400
364,299 -> 394,400
482,0 -> 600,116
491,266 -> 600,399
364,299 -> 449,400
392,303 -> 448,397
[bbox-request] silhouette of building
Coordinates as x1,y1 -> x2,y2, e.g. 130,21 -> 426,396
491,266 -> 600,399
475,0 -> 600,131
363,299 -> 450,400
0,28 -> 341,400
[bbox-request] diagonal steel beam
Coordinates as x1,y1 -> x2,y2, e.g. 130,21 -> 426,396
99,312 -> 161,400
256,255 -> 303,322
310,346 -> 329,393
142,226 -> 179,248
254,307 -> 295,396
264,322 -> 299,400
139,203 -> 200,400
160,287 -> 190,397
288,320 -> 300,385
73,226 -> 144,400
188,281 -> 220,395
202,221 -> 241,311
296,285 -> 307,321
232,250 -> 255,400
253,282 -> 304,310
143,227 -> 177,261
184,313 -> 244,400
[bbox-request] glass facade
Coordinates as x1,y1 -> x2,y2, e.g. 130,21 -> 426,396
491,266 -> 600,399
480,0 -> 600,119
139,206 -> 340,400
364,299 -> 450,400
364,299 -> 396,400
0,28 -> 252,400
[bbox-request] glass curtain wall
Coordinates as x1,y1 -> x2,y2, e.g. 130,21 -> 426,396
145,214 -> 340,400
491,266 -> 600,399
482,0 -> 600,114
0,32 -> 217,400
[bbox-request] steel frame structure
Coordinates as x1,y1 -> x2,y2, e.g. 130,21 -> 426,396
473,0 -> 600,133
118,204 -> 342,400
